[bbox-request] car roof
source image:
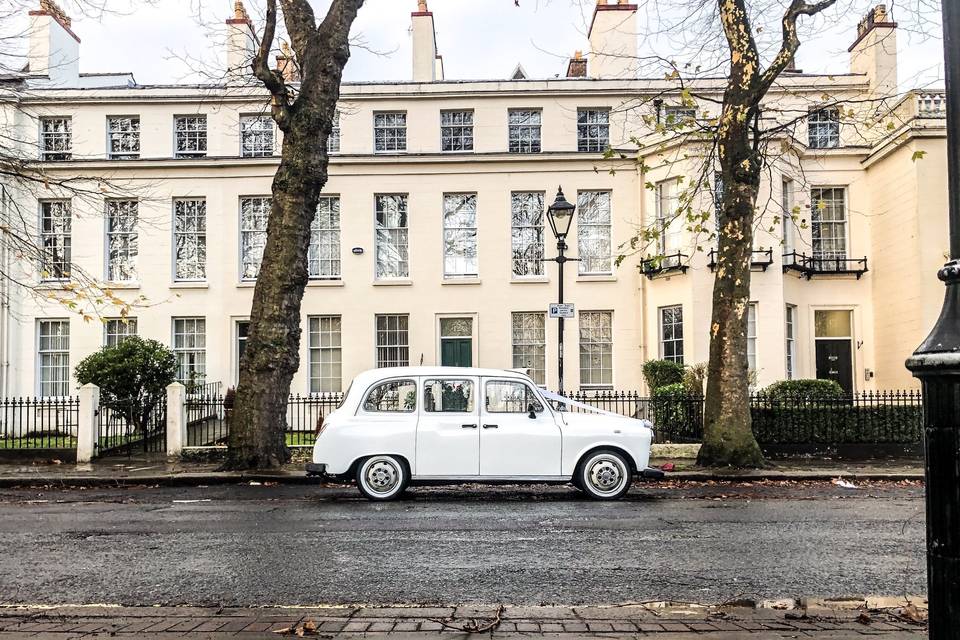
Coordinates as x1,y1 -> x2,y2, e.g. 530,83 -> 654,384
350,366 -> 533,390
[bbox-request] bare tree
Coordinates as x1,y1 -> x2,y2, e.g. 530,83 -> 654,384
225,0 -> 363,469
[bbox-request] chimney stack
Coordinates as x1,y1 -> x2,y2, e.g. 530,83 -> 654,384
848,4 -> 898,96
411,0 -> 444,82
226,0 -> 256,81
275,41 -> 300,83
566,51 -> 588,78
27,0 -> 80,86
587,0 -> 638,79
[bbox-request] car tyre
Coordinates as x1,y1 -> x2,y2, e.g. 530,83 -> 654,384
577,450 -> 631,500
356,455 -> 408,501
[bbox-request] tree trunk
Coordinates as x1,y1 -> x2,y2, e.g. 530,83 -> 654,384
697,102 -> 765,468
224,0 -> 362,470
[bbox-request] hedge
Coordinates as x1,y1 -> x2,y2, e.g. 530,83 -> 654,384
750,404 -> 923,445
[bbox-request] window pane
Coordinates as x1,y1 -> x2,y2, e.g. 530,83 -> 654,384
309,315 -> 342,392
375,314 -> 409,367
424,379 -> 474,412
38,320 -> 70,397
511,192 -> 544,277
512,312 -> 546,385
175,199 -> 206,280
579,311 -> 613,387
577,191 -> 612,274
659,306 -> 684,364
175,115 -> 207,158
375,195 -> 409,279
40,200 -> 71,281
240,197 -> 270,279
814,310 -> 851,338
106,200 -> 138,282
577,109 -> 609,152
309,196 -> 341,279
173,317 -> 206,387
443,194 -> 478,277
363,379 -> 417,412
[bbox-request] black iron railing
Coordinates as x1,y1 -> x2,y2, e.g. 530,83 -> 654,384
97,397 -> 167,456
0,396 -> 79,449
783,252 -> 869,279
707,248 -> 775,272
640,252 -> 688,278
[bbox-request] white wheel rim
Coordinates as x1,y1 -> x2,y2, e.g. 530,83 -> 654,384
585,455 -> 627,496
363,458 -> 401,496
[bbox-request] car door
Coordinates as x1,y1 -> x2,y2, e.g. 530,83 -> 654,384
479,378 -> 562,477
414,376 -> 480,477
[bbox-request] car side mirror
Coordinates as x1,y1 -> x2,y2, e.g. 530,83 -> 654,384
527,404 -> 537,419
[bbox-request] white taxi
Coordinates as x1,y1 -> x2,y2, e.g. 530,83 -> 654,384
306,367 -> 661,500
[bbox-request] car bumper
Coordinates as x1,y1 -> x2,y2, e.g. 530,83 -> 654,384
305,463 -> 327,477
639,467 -> 665,480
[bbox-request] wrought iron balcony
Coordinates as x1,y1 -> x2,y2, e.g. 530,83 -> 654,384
782,252 -> 869,279
640,252 -> 688,279
707,248 -> 774,272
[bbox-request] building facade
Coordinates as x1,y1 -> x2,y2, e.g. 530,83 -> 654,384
0,0 -> 948,398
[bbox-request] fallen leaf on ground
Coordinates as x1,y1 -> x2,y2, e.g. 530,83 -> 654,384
660,462 -> 675,472
832,477 -> 858,489
898,603 -> 926,623
857,612 -> 871,625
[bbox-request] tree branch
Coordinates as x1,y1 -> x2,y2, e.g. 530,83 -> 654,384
758,0 -> 838,93
252,0 -> 292,130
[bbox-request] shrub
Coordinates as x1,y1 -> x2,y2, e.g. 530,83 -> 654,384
650,383 -> 703,443
759,379 -> 844,401
751,405 -> 922,444
682,362 -> 708,395
642,359 -> 685,392
75,337 -> 177,433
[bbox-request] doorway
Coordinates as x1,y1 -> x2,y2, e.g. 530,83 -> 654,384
439,317 -> 473,367
814,310 -> 853,394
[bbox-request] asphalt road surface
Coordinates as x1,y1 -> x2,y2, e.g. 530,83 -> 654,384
0,481 -> 926,607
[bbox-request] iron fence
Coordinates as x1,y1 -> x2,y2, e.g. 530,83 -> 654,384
556,389 -> 924,446
184,392 -> 344,448
0,396 -> 79,449
97,397 -> 167,456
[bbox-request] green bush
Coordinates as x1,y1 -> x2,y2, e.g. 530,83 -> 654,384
642,359 -> 685,392
682,362 -> 708,395
759,379 -> 844,401
75,337 -> 177,434
651,383 -> 703,443
750,404 -> 922,444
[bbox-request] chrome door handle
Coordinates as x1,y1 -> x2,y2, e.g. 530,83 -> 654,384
482,424 -> 499,429
461,424 -> 478,429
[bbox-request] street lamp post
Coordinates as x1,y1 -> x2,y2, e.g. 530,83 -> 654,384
546,187 -> 577,393
904,0 -> 960,634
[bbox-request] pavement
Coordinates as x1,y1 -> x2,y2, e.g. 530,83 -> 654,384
0,600 -> 930,638
0,457 -> 926,487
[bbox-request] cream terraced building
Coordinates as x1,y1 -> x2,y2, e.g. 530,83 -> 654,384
0,0 -> 949,398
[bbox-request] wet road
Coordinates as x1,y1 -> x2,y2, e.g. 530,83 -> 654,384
0,481 -> 926,606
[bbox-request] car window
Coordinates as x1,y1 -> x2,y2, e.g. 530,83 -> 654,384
423,379 -> 475,413
362,379 -> 417,413
485,380 -> 544,414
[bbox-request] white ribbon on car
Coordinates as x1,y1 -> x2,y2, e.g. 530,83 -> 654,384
540,389 -> 654,430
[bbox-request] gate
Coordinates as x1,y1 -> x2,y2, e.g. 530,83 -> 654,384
96,398 -> 167,457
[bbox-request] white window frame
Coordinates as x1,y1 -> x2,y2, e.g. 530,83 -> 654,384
40,116 -> 71,160
440,110 -> 474,152
511,191 -> 545,278
240,115 -> 274,157
105,200 -> 138,282
579,310 -> 614,389
577,190 -> 612,275
781,176 -> 795,254
309,315 -> 343,392
106,116 -> 140,160
37,319 -> 70,397
810,186 -> 848,261
373,112 -> 407,153
577,108 -> 609,152
664,105 -> 697,124
785,304 -> 796,380
442,193 -> 478,279
39,199 -> 71,282
327,110 -> 340,154
747,303 -> 758,372
309,195 -> 341,280
659,305 -> 684,364
104,318 -> 137,347
173,198 -> 207,282
234,319 -> 250,385
239,196 -> 270,281
374,194 -> 409,280
375,314 -> 410,368
508,109 -> 542,153
656,179 -> 681,265
512,312 -> 546,386
172,317 -> 206,387
174,115 -> 208,158
808,107 -> 840,149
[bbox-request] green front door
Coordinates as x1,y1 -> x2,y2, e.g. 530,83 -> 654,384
441,338 -> 472,367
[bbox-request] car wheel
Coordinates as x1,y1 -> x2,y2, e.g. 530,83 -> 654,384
356,455 -> 408,501
578,450 -> 631,500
